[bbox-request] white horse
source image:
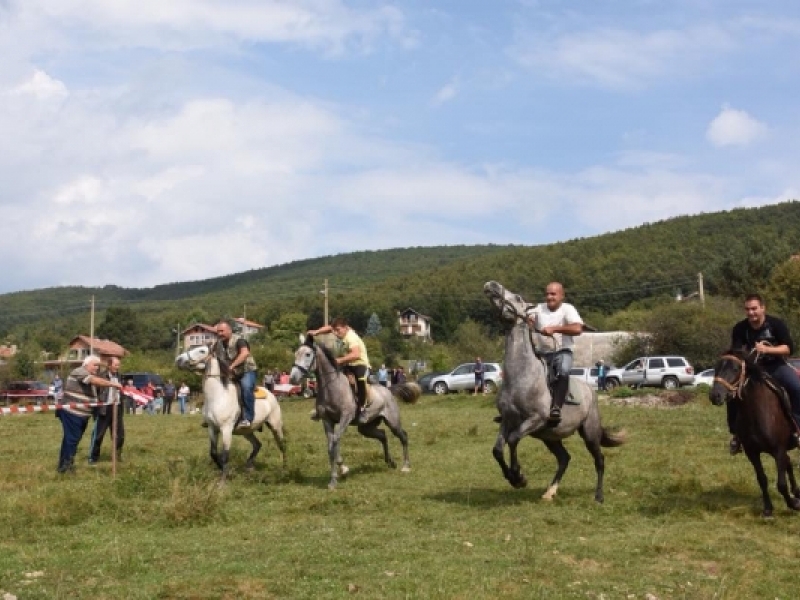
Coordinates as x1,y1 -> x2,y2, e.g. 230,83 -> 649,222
175,345 -> 286,481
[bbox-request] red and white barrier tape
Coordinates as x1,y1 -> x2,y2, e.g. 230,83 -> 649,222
1,387 -> 153,416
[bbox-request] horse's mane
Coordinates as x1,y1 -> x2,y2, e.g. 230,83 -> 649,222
317,342 -> 338,367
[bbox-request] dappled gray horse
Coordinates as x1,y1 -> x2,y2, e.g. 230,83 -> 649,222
175,345 -> 286,482
290,334 -> 421,489
484,281 -> 625,503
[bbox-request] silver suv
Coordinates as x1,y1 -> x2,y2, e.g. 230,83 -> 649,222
429,362 -> 503,395
604,356 -> 694,391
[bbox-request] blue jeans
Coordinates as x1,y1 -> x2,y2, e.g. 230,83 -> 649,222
240,370 -> 256,422
56,410 -> 90,471
178,395 -> 187,414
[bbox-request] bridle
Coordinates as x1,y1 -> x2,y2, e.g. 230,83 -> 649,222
292,345 -> 316,378
713,353 -> 747,398
487,283 -> 544,356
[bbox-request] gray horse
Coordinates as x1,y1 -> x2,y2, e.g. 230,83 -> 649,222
484,281 -> 626,503
290,334 -> 421,489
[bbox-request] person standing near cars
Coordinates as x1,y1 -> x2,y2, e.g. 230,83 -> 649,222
88,356 -> 125,465
596,360 -> 607,392
474,357 -> 486,395
378,364 -> 389,387
525,282 -> 584,426
177,382 -> 190,414
162,379 -> 176,415
727,293 -> 800,455
56,355 -> 123,474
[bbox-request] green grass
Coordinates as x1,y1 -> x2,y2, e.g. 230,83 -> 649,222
1,392 -> 799,599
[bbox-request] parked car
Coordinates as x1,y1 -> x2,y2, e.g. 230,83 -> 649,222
604,356 -> 694,391
415,371 -> 448,394
692,369 -> 715,387
0,380 -> 51,404
569,367 -> 599,388
429,362 -> 503,395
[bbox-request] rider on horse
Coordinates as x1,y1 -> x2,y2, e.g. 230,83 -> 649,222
728,293 -> 800,455
308,317 -> 370,422
213,320 -> 258,429
525,282 -> 584,426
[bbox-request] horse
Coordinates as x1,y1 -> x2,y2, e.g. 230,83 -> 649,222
484,281 -> 626,503
175,345 -> 286,482
289,334 -> 421,489
709,349 -> 800,516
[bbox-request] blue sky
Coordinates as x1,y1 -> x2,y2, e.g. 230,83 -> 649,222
1,0 -> 798,293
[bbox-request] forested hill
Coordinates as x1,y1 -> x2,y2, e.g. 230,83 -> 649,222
2,201 -> 800,343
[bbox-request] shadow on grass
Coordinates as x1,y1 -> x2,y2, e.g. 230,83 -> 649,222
424,486 -> 543,508
636,482 -> 786,517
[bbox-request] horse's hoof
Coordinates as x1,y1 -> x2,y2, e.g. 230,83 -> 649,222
387,461 -> 397,469
401,466 -> 411,473
762,509 -> 774,518
513,476 -> 528,490
339,465 -> 350,477
789,498 -> 800,511
328,482 -> 337,491
245,464 -> 255,472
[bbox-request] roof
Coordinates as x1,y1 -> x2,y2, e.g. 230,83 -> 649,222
181,323 -> 218,335
398,307 -> 432,321
69,336 -> 128,357
234,317 -> 263,329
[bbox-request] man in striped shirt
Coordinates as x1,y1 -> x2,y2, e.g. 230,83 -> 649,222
56,355 -> 123,474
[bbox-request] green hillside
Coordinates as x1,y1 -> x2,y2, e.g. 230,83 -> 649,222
2,201 -> 800,346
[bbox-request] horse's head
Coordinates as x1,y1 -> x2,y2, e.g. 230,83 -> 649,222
709,349 -> 753,405
290,334 -> 316,384
484,280 -> 530,324
175,345 -> 212,372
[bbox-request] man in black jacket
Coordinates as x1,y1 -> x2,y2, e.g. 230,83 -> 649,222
88,356 -> 125,464
728,293 -> 800,454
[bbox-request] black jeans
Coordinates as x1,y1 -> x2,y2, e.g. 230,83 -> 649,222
89,403 -> 125,461
343,364 -> 368,407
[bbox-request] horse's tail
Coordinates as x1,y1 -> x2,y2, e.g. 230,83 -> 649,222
600,427 -> 627,447
391,382 -> 422,404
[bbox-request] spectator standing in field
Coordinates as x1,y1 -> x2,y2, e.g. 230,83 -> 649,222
125,378 -> 136,414
162,380 -> 176,415
264,370 -> 275,393
88,356 -> 125,465
178,382 -> 190,414
596,360 -> 608,392
56,355 -> 122,474
52,374 -> 63,399
378,364 -> 389,387
395,366 -> 407,384
474,357 -> 486,395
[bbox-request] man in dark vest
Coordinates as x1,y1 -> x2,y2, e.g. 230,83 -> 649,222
88,356 -> 125,465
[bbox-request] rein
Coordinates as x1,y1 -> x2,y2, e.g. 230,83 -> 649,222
713,353 -> 747,397
491,283 -> 543,359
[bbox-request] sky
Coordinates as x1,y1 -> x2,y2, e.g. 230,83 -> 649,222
1,0 -> 799,294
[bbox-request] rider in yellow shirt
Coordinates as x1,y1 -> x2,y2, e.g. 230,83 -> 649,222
308,317 -> 370,421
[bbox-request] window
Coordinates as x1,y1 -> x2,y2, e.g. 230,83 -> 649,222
666,358 -> 687,368
453,365 -> 473,376
649,358 -> 665,369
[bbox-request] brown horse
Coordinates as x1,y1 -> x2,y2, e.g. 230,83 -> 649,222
709,349 -> 800,516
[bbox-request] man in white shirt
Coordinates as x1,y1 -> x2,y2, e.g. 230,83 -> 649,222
525,282 -> 584,425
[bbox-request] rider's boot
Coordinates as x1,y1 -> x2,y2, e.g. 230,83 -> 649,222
356,378 -> 368,422
729,435 -> 742,455
548,376 -> 569,426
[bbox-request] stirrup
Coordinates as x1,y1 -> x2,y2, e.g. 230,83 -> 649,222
547,406 -> 562,425
729,436 -> 742,455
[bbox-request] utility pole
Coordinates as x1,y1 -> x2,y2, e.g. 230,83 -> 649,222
174,325 -> 181,358
89,295 -> 95,355
698,272 -> 705,309
322,279 -> 329,325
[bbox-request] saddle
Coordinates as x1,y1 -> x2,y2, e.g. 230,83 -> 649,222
761,373 -> 800,433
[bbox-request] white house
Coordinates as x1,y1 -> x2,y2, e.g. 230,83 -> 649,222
397,308 -> 433,342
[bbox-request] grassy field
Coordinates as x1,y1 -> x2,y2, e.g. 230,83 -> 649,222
1,391 -> 799,599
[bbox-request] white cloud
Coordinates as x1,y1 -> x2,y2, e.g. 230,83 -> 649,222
10,68 -> 68,99
509,25 -> 734,89
431,79 -> 458,106
706,105 -> 767,148
15,0 -> 412,54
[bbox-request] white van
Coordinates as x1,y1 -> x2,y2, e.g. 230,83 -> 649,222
569,367 -> 599,388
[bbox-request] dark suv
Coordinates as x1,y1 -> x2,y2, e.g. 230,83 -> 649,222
1,381 -> 51,404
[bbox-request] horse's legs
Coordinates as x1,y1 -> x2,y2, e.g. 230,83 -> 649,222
541,440 -> 571,501
383,415 -> 411,472
265,409 -> 287,467
774,451 -> 800,511
357,423 -> 395,469
788,456 -> 800,499
209,427 -> 223,470
579,427 -> 607,504
502,418 -> 544,489
218,426 -> 234,482
492,429 -> 512,484
242,432 -> 262,471
323,420 -> 341,489
745,449 -> 774,517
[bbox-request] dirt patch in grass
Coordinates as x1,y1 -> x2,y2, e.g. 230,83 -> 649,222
606,390 -> 695,408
